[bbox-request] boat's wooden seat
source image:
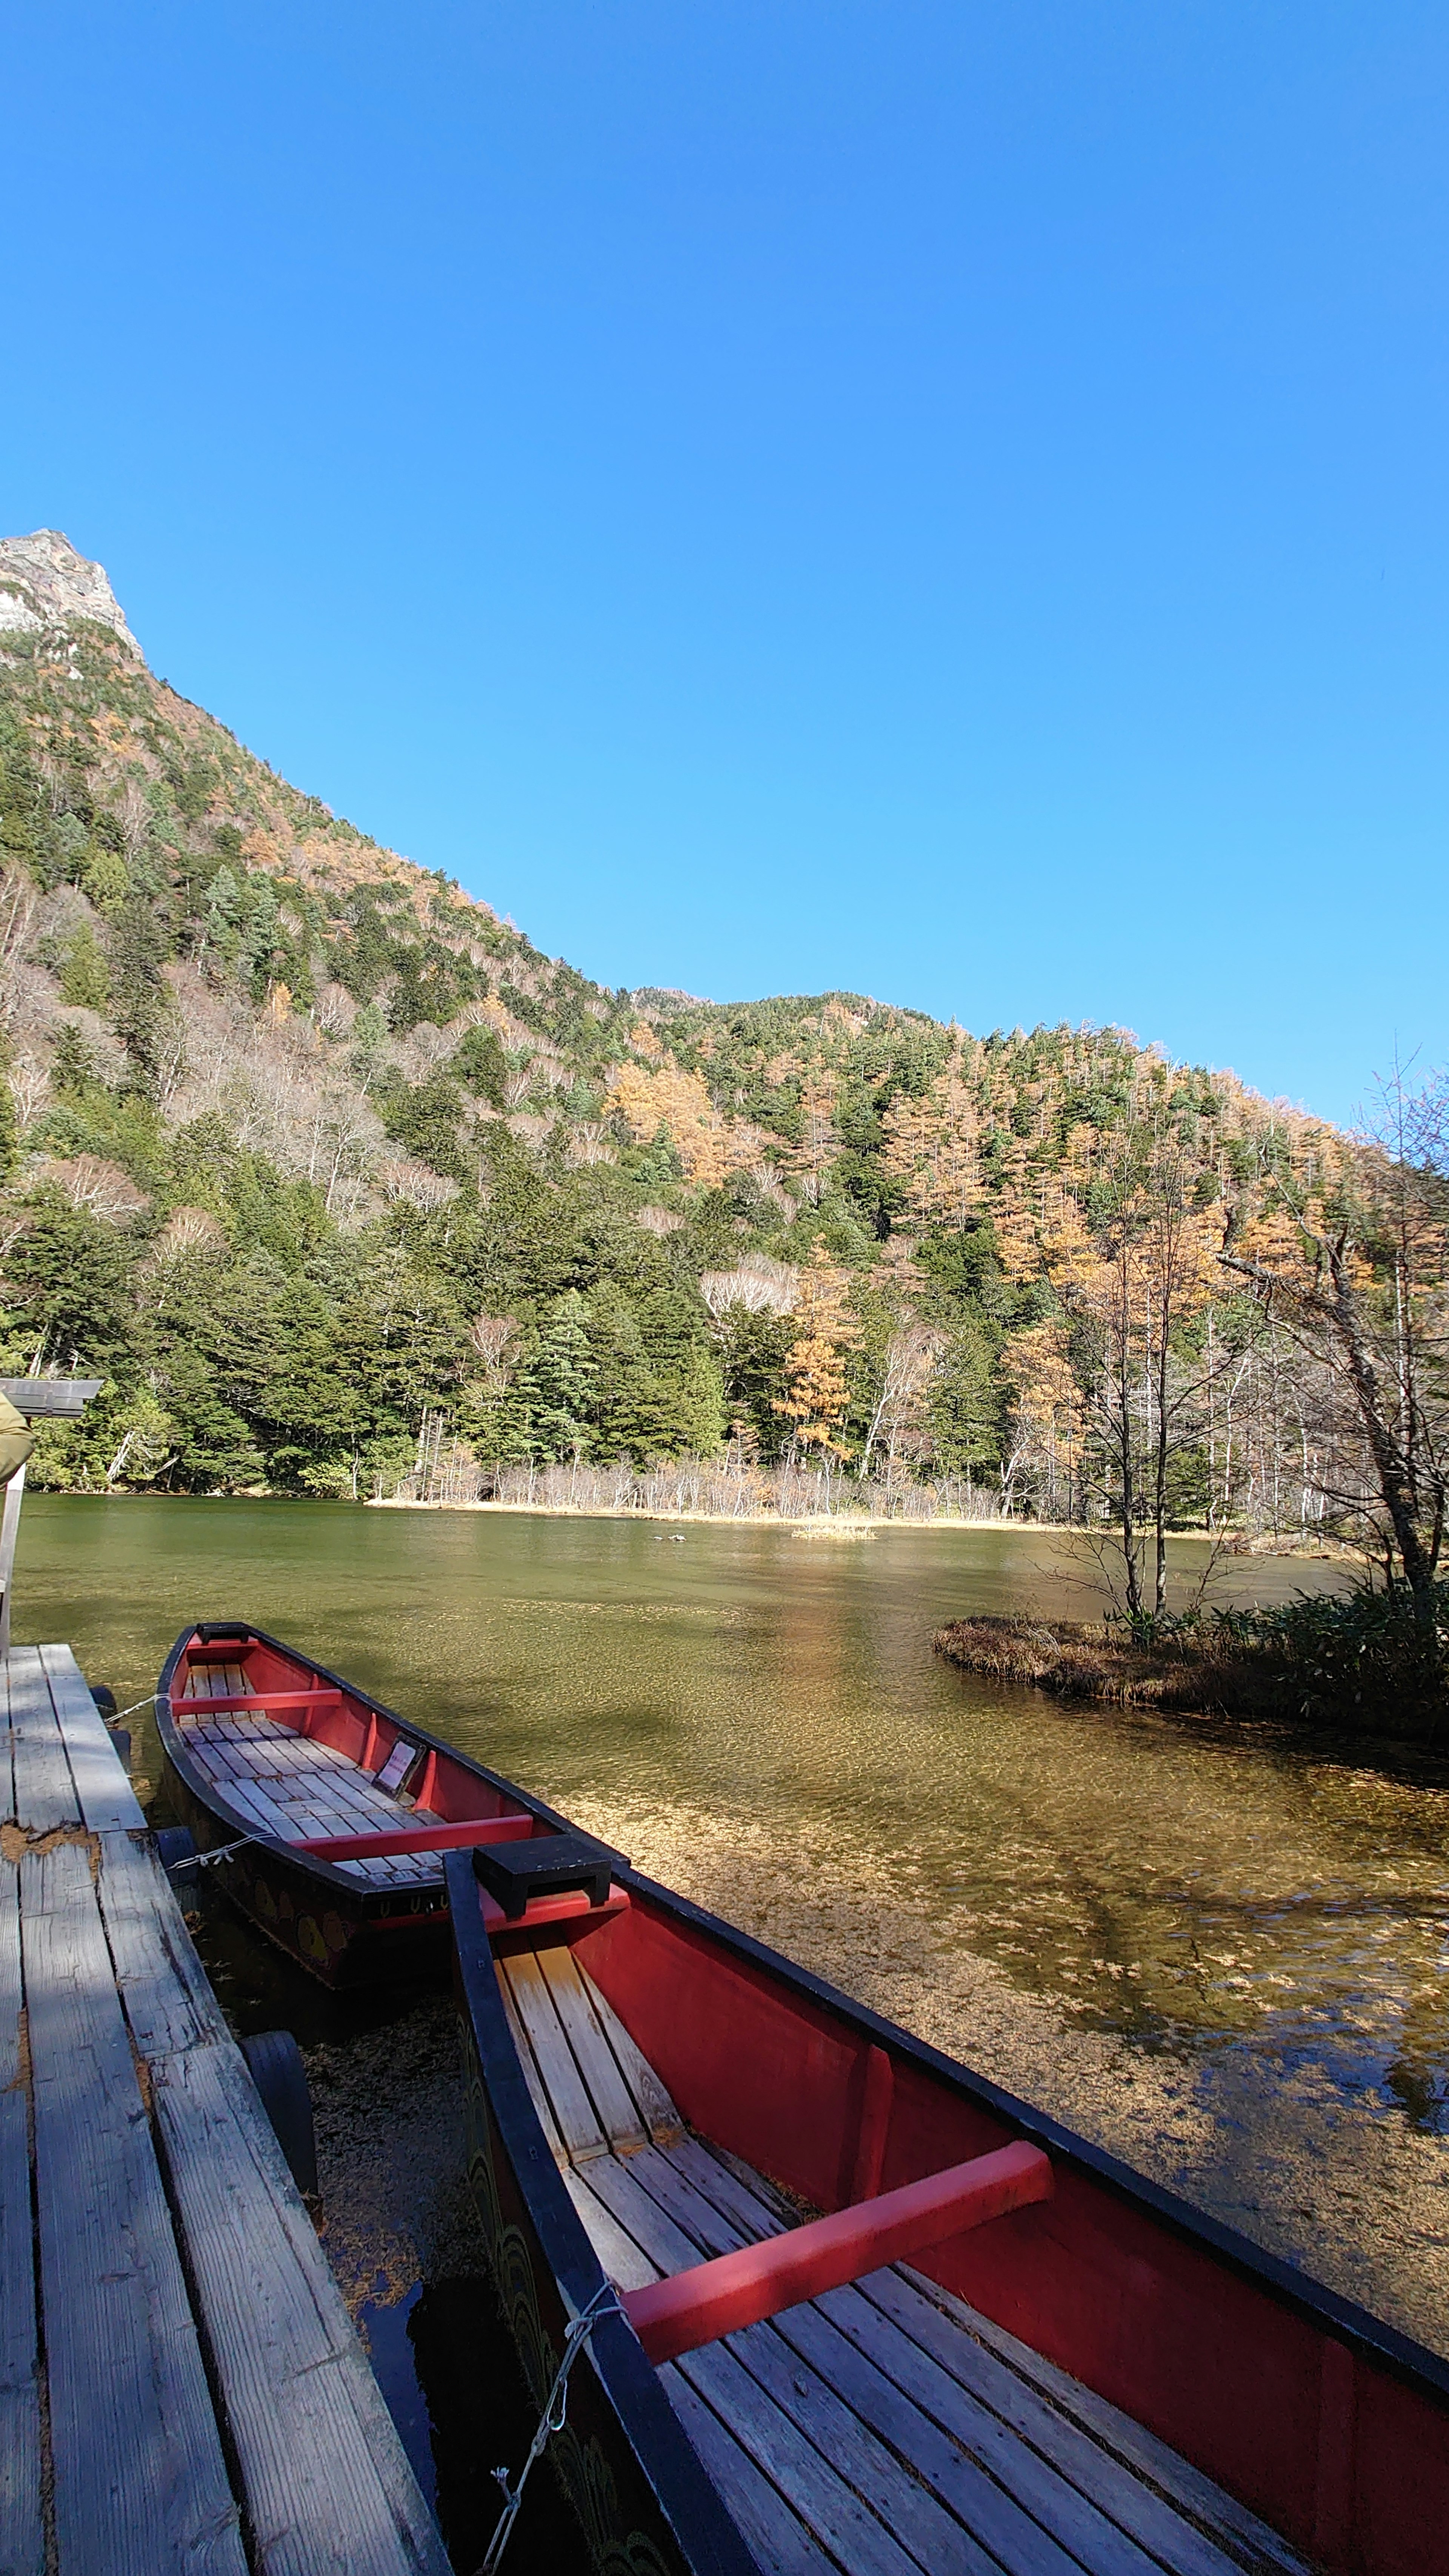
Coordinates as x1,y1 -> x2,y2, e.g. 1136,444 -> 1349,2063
497,1947 -> 1313,2576
180,1658 -> 252,1699
175,1668 -> 445,1888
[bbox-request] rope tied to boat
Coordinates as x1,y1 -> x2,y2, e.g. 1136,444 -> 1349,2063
477,2280 -> 620,2573
110,1692 -> 157,1722
166,1835 -> 252,1875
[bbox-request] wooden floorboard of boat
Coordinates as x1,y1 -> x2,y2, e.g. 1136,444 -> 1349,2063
665,2371 -> 842,2576
674,2337 -> 940,2576
502,1948 -> 620,2163
578,2122 -> 962,2576
674,2133 -> 1303,2576
669,2143 -> 1284,2576
604,2145 -> 1145,2576
537,1943 -> 651,2153
208,1775 -> 301,1840
181,1662 -> 251,1699
891,2279 -> 1311,2576
641,2145 -> 1029,2568
180,1715 -> 451,1885
498,1946 -> 680,2162
539,1958 -> 1312,2576
499,1969 -> 569,2164
583,1963 -> 686,2145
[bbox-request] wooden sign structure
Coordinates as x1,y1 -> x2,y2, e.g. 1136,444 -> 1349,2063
0,1380 -> 102,1655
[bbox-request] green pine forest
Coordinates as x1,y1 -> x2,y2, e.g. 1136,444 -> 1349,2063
0,579 -> 1330,1518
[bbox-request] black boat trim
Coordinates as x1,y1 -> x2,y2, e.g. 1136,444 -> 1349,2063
446,1846 -> 758,2576
156,1621 -> 618,1902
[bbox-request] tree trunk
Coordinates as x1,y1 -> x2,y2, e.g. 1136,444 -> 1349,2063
1114,1362 -> 1143,1622
1325,1240 -> 1439,1647
1153,1315 -> 1171,1619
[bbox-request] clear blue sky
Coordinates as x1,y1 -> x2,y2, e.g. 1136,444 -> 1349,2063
4,3 -> 1445,1124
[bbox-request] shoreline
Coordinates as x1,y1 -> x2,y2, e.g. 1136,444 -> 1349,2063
364,1493 -> 1344,1560
935,1612 -> 1283,1714
368,1495 -> 1001,1531
934,1604 -> 1443,1741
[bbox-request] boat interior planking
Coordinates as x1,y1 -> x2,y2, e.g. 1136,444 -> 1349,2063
448,1837 -> 1449,2576
157,1621 -> 619,1982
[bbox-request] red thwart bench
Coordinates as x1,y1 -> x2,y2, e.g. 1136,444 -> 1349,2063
620,2136 -> 1053,2365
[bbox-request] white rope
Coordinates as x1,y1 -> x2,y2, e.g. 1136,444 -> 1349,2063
165,1834 -> 252,1874
109,1693 -> 157,1722
477,2281 -> 619,2573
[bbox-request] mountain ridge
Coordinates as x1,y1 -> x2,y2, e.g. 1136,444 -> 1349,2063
0,529 -> 142,655
0,532 -> 1332,1510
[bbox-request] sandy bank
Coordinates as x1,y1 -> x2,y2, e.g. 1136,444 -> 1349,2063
365,1493 -> 1341,1563
368,1495 -> 1001,1530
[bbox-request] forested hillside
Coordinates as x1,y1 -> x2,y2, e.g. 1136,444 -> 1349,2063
1,531 -> 1429,1566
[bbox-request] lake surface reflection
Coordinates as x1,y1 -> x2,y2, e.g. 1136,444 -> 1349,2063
17,1496 -> 1449,2437
22,1494 -> 1438,2086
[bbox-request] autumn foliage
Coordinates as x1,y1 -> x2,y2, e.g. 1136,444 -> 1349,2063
2,580 -> 1446,1611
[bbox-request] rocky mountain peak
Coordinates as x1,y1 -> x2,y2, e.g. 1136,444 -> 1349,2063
0,530 -> 141,657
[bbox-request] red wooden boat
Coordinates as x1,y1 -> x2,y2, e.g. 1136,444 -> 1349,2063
446,1838 -> 1449,2576
156,1623 -> 614,1987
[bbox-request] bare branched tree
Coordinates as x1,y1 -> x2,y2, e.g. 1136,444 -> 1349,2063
861,1322 -> 946,1478
8,1050 -> 48,1132
1222,1060 -> 1449,1644
379,1159 -> 461,1215
700,1254 -> 799,1320
115,778 -> 152,867
0,868 -> 38,1028
468,1314 -> 521,1399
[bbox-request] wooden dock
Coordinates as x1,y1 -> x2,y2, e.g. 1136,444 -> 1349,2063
2,1642 -> 453,2576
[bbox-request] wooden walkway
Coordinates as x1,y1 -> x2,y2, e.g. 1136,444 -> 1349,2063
1,1642 -> 452,2576
497,1944 -> 1315,2576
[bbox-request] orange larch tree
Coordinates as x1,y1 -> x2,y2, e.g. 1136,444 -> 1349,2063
772,1244 -> 860,1457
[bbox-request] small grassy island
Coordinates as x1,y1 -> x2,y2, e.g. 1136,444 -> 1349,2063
934,1586 -> 1449,1739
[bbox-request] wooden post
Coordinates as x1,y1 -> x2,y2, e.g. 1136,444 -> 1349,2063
0,1460 -> 28,1659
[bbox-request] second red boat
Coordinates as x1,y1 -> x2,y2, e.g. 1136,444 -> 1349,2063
156,1621 -> 619,1984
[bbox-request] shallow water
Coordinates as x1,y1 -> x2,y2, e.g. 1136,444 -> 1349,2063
17,1496 -> 1449,2548
19,1494 -> 1430,2087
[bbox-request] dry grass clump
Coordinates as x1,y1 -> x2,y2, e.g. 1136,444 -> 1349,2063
931,1616 -> 1281,1715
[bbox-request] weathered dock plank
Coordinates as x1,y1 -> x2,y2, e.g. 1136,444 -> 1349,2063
151,2040 -> 448,2576
37,1640 -> 145,1832
7,1645 -> 75,1835
23,1839 -> 248,2575
0,1856 -> 42,2576
1,1651 -> 13,1819
94,1825 -> 452,2576
4,1645 -> 452,2576
97,1824 -> 225,2064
